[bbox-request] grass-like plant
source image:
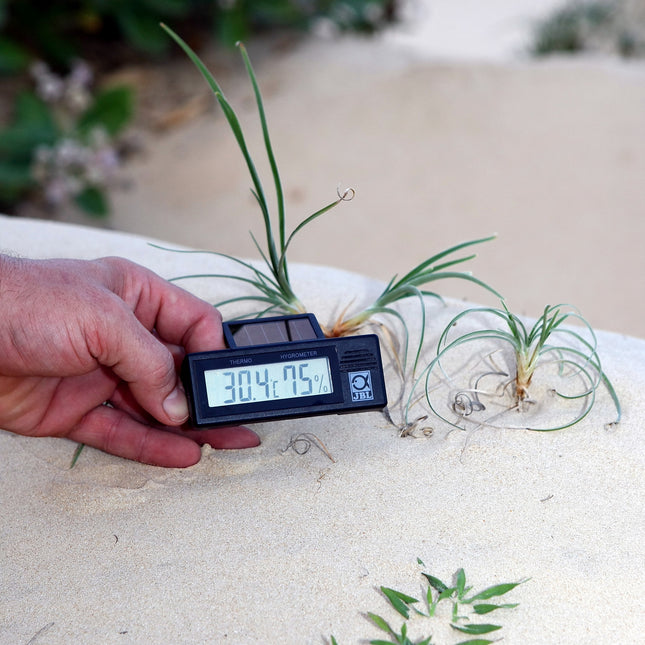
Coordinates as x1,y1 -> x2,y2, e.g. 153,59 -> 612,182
330,559 -> 525,645
159,24 -> 500,370
407,302 -> 621,432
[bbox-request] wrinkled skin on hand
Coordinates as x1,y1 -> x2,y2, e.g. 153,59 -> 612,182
0,255 -> 259,467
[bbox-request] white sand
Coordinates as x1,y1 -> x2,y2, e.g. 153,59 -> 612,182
98,34 -> 645,339
1,216 -> 643,644
385,0 -> 567,61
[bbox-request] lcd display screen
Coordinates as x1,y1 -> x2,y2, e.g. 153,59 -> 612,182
204,357 -> 333,408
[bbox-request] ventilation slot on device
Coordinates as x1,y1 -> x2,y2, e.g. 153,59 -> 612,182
339,348 -> 378,371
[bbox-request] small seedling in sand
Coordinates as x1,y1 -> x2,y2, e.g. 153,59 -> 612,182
159,25 -> 499,371
330,559 -> 525,645
69,441 -> 84,468
407,302 -> 621,432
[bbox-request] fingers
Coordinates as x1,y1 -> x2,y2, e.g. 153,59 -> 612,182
87,311 -> 187,426
108,385 -> 261,450
70,405 -> 199,467
98,257 -> 226,353
69,405 -> 260,468
108,385 -> 261,451
92,258 -> 226,427
0,255 -> 262,468
178,426 -> 261,450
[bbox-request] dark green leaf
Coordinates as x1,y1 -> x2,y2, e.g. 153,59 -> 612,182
473,602 -> 519,614
381,587 -> 419,604
438,587 -> 457,601
74,186 -> 109,217
116,7 -> 170,54
422,573 -> 449,594
216,6 -> 250,48
456,569 -> 467,597
455,640 -> 495,645
368,613 -> 392,634
140,0 -> 189,16
78,86 -> 134,138
451,623 -> 502,635
0,125 -> 57,158
0,92 -> 57,158
0,36 -> 30,73
466,581 -> 524,602
0,161 -> 34,190
425,585 -> 438,615
69,443 -> 85,468
381,587 -> 419,618
14,91 -> 55,128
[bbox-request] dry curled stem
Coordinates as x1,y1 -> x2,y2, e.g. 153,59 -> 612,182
282,432 -> 336,463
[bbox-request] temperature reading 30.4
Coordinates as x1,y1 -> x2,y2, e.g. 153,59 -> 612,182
204,357 -> 333,408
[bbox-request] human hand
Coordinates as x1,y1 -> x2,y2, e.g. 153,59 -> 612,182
0,254 -> 260,467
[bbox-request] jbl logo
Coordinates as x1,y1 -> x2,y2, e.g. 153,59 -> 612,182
348,371 -> 374,401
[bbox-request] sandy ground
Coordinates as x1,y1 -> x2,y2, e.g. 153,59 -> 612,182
2,6 -> 645,644
384,0 -> 568,60
92,31 -> 645,340
1,216 -> 643,644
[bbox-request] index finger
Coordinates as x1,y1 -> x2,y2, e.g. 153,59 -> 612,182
154,280 -> 226,354
102,257 -> 226,353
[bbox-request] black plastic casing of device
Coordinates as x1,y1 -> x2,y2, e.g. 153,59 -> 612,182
181,324 -> 387,428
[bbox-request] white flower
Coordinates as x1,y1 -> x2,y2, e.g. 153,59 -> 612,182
68,60 -> 93,88
44,177 -> 70,204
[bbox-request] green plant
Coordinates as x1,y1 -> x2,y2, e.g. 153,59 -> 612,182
215,0 -> 396,46
407,303 -> 621,432
530,0 -> 645,59
330,559 -> 525,645
531,1 -> 614,55
0,0 -> 396,71
159,25 -> 499,372
0,60 -> 133,215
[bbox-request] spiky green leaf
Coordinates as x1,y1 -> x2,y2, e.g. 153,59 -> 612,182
456,569 -> 467,597
472,603 -> 519,614
466,581 -> 524,602
451,623 -> 502,635
422,573 -> 450,594
368,613 -> 393,634
381,587 -> 418,619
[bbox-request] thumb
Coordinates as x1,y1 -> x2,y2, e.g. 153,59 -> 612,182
91,308 -> 189,426
119,338 -> 189,426
160,383 -> 190,425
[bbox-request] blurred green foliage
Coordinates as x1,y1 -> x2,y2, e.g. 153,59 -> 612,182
532,2 -> 614,55
0,62 -> 133,216
531,0 -> 645,58
0,92 -> 56,204
0,0 -> 395,217
0,0 -> 396,72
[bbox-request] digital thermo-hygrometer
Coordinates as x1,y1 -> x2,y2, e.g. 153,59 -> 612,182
181,313 -> 387,428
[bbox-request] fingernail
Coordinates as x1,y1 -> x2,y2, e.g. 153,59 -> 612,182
163,387 -> 189,424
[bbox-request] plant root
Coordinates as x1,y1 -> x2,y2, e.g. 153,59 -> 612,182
399,415 -> 434,438
383,406 -> 433,438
